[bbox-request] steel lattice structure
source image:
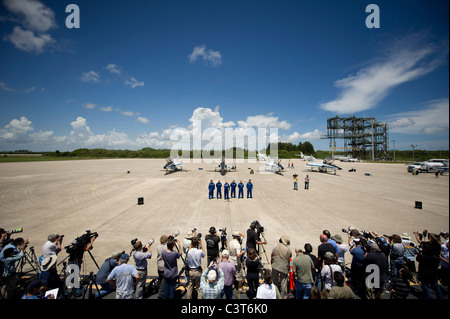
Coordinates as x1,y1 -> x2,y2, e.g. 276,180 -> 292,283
321,116 -> 389,160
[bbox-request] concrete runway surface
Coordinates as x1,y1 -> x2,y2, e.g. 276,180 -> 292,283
0,158 -> 448,280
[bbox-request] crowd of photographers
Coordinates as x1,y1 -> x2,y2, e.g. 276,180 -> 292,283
0,223 -> 448,300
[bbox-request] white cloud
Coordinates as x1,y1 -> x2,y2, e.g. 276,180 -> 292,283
80,70 -> 100,83
105,64 -> 121,75
3,0 -> 56,32
4,26 -> 54,54
2,0 -> 57,54
237,114 -> 291,130
125,77 -> 144,88
83,103 -> 96,109
188,45 -> 222,67
0,82 -> 14,92
388,98 -> 449,135
189,107 -> 235,130
320,33 -> 447,114
299,129 -> 323,140
121,111 -> 135,117
99,106 -> 113,112
136,117 -> 149,124
0,116 -> 34,143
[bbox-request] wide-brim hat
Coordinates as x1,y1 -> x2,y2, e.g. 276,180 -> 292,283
401,233 -> 411,240
331,234 -> 343,243
41,255 -> 57,271
232,231 -> 240,237
185,232 -> 194,239
281,235 -> 290,246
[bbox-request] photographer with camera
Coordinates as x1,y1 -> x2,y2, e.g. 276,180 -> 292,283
416,241 -> 443,299
205,227 -> 220,266
271,235 -> 292,299
348,234 -> 365,297
186,235 -> 205,299
0,242 -> 25,299
132,240 -> 153,299
200,257 -> 225,299
66,231 -> 97,268
0,237 -> 28,262
162,236 -> 181,299
94,251 -> 122,298
42,233 -> 63,259
228,231 -> 246,293
106,254 -> 139,299
246,222 -> 267,253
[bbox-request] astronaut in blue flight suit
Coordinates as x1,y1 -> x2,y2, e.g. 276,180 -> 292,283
224,182 -> 230,200
216,180 -> 222,199
238,181 -> 244,199
230,180 -> 237,198
208,180 -> 215,199
246,179 -> 253,198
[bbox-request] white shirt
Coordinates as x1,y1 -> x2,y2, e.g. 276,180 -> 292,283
256,283 -> 277,299
42,240 -> 58,258
321,264 -> 342,291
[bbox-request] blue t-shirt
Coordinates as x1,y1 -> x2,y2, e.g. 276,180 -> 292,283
107,263 -> 138,293
162,250 -> 181,279
350,246 -> 365,267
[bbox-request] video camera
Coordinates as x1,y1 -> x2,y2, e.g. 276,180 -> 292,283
65,230 -> 98,252
252,220 -> 265,234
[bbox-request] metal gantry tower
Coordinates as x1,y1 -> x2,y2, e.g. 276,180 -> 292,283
321,116 -> 389,161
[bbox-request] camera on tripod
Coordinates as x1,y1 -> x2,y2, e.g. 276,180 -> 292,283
219,228 -> 228,251
252,220 -> 265,235
65,230 -> 98,253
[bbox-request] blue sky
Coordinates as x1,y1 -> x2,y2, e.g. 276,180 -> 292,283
0,0 -> 448,152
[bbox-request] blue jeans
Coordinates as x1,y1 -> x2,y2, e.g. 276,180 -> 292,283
295,281 -> 312,299
223,285 -> 233,299
94,282 -> 113,299
164,277 -> 177,299
421,279 -> 443,299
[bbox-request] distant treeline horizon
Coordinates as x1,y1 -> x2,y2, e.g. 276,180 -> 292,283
2,141 -> 449,162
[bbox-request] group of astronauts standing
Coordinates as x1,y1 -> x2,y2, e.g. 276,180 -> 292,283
208,180 -> 253,200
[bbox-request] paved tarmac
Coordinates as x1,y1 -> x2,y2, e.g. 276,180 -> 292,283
0,158 -> 448,299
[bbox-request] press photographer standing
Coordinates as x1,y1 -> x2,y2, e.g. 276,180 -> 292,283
133,241 -> 152,299
0,243 -> 25,299
205,227 -> 220,266
42,233 -> 63,258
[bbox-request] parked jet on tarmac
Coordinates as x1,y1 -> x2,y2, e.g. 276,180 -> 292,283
211,156 -> 237,175
297,152 -> 314,161
306,156 -> 342,174
163,155 -> 184,173
264,156 -> 284,174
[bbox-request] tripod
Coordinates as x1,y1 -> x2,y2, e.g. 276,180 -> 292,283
81,271 -> 101,299
17,246 -> 40,278
257,233 -> 270,265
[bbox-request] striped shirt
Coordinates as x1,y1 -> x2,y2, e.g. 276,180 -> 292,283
200,268 -> 224,299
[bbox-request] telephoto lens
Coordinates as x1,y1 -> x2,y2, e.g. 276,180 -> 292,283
148,238 -> 155,246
